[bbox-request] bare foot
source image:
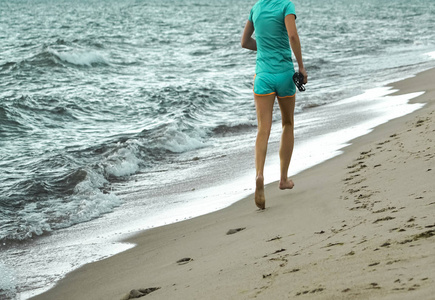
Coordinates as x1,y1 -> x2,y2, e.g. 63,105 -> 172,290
279,178 -> 294,190
255,175 -> 265,209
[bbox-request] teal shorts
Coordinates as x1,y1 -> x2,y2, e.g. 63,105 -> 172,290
253,70 -> 296,98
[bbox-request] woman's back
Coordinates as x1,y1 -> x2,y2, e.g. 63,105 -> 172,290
249,0 -> 296,74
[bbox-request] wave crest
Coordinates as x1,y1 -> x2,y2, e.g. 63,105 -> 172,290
47,48 -> 109,67
0,169 -> 122,242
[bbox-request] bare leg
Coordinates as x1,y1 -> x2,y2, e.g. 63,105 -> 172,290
254,94 -> 275,209
277,95 -> 296,190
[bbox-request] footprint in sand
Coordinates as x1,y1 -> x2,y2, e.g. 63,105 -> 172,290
121,287 -> 160,300
272,248 -> 286,254
373,206 -> 396,214
266,236 -> 282,242
369,283 -> 381,289
295,287 -> 325,296
377,140 -> 390,146
380,241 -> 391,247
323,242 -> 344,248
412,229 -> 435,240
177,258 -> 193,265
373,216 -> 395,224
226,227 -> 246,235
263,248 -> 286,258
283,268 -> 300,274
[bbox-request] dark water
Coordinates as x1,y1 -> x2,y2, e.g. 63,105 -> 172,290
0,0 -> 434,298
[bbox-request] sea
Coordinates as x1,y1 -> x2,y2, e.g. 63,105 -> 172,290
0,0 -> 434,298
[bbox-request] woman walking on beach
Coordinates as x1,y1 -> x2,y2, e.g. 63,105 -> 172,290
241,0 -> 307,209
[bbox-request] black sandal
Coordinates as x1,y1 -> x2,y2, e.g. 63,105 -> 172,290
292,72 -> 306,92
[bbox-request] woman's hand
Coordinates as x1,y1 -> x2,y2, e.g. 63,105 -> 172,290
299,68 -> 308,84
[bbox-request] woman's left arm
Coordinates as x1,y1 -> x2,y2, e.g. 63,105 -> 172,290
241,21 -> 257,51
285,14 -> 307,84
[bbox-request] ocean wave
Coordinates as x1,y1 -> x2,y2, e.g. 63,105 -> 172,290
2,94 -> 81,132
52,169 -> 88,194
381,38 -> 414,45
0,120 -> 209,242
101,125 -> 207,170
0,105 -> 19,127
0,105 -> 29,138
103,143 -> 142,178
190,49 -> 212,56
18,50 -> 62,68
300,102 -> 327,110
139,121 -> 207,152
0,169 -> 121,242
150,125 -> 206,153
5,47 -> 110,70
305,58 -> 329,71
212,123 -> 257,135
0,61 -> 17,72
49,105 -> 78,120
160,130 -> 206,153
47,48 -> 109,67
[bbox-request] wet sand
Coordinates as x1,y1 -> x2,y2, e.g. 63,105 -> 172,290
31,68 -> 435,300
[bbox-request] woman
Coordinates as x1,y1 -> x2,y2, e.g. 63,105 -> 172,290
241,0 -> 307,209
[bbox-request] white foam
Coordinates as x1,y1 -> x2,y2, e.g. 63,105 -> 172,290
49,49 -> 108,66
426,51 -> 435,59
70,171 -> 122,222
8,203 -> 53,240
162,132 -> 205,153
14,241 -> 134,300
156,124 -> 206,153
72,191 -> 121,221
73,169 -> 107,194
104,147 -> 141,177
0,261 -> 16,297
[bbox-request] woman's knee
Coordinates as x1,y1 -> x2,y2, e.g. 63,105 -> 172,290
257,124 -> 272,136
281,117 -> 294,128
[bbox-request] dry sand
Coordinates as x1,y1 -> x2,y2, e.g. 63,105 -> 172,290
31,69 -> 435,300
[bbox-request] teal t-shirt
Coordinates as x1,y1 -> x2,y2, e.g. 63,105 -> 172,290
248,0 -> 296,74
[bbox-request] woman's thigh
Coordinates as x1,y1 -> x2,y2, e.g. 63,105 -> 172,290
254,94 -> 275,129
277,96 -> 295,126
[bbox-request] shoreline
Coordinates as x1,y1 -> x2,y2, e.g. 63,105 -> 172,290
30,68 -> 435,300
9,66 -> 429,300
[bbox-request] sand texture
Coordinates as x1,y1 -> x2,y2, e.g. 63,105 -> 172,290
31,69 -> 435,300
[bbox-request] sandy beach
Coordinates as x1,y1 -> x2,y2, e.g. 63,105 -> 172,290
31,68 -> 435,300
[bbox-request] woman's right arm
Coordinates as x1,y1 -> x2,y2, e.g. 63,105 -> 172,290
241,21 -> 257,51
285,14 -> 307,83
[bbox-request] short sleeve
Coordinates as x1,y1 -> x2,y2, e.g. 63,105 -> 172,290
248,8 -> 254,22
284,1 -> 296,19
